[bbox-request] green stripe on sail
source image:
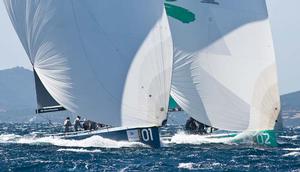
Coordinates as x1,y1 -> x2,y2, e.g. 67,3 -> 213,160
164,3 -> 196,23
169,96 -> 179,109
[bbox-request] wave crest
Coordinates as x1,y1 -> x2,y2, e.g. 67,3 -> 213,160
0,133 -> 146,148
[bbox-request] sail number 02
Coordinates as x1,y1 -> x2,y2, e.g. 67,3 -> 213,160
256,132 -> 271,145
141,128 -> 153,141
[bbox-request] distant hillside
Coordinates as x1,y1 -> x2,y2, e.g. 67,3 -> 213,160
0,67 -> 70,123
281,91 -> 300,111
280,91 -> 300,128
0,67 -> 36,122
0,67 -> 36,110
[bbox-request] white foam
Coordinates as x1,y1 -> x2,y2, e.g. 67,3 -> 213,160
283,152 -> 300,157
177,162 -> 222,170
212,162 -> 221,166
28,116 -> 37,123
165,130 -> 264,146
283,148 -> 300,151
57,148 -> 102,153
279,135 -> 299,140
178,163 -> 197,170
0,134 -> 22,142
119,167 -> 129,172
0,134 -> 146,148
166,132 -> 235,145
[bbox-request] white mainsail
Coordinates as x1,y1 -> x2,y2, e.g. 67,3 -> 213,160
4,0 -> 173,127
166,0 -> 280,131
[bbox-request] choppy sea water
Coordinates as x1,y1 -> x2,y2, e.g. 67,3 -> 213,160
0,122 -> 299,171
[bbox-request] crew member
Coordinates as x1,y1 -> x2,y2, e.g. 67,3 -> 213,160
185,117 -> 207,134
74,115 -> 82,131
83,119 -> 97,130
64,117 -> 72,132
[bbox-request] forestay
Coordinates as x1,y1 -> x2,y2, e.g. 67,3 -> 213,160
166,0 -> 280,131
4,0 -> 173,127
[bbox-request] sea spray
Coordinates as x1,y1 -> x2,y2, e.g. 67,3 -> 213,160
165,131 -> 235,145
0,133 -> 146,148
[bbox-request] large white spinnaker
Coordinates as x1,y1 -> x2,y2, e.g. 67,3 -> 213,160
4,0 -> 173,128
166,0 -> 280,131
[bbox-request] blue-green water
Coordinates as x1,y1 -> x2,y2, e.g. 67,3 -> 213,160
0,122 -> 299,171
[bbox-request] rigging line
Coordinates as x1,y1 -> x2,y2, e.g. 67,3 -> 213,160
79,3 -> 139,112
206,8 -> 252,127
70,1 -> 118,105
36,113 -> 56,127
69,3 -> 148,125
72,2 -> 164,116
158,11 -> 168,110
202,10 -> 235,125
70,2 -> 158,124
167,115 -> 181,125
80,2 -> 127,66
80,3 -> 159,114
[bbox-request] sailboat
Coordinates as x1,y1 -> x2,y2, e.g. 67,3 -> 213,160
4,0 -> 173,148
165,0 -> 281,146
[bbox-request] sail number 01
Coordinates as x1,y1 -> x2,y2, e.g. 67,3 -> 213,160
141,128 -> 153,141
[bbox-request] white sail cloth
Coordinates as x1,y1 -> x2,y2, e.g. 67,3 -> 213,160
167,0 -> 280,131
4,0 -> 173,127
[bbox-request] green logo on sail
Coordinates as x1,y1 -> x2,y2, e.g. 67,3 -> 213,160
164,1 -> 196,23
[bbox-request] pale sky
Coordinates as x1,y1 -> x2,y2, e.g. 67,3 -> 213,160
0,1 -> 300,95
0,2 -> 31,70
266,0 -> 300,95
